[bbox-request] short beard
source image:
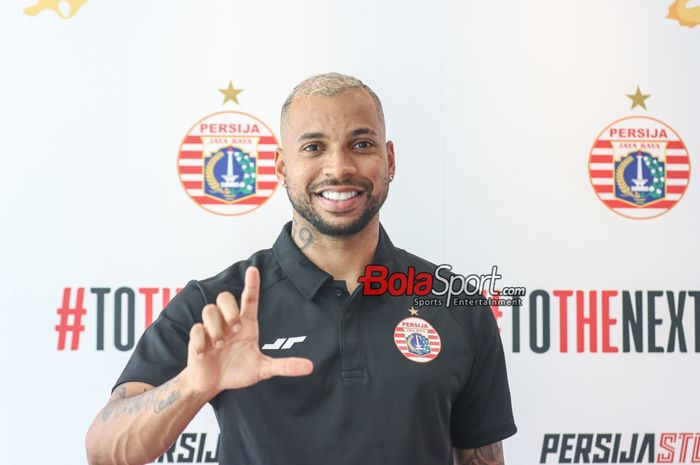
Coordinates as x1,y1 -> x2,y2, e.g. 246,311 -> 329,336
286,178 -> 388,236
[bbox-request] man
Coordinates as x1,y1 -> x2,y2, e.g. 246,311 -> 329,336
85,72 -> 517,465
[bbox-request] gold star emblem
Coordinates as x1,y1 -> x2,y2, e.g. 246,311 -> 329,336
219,81 -> 244,105
626,86 -> 651,110
408,307 -> 419,316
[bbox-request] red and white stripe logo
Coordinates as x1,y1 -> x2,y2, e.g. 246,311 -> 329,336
589,116 -> 691,219
178,111 -> 279,216
393,317 -> 441,363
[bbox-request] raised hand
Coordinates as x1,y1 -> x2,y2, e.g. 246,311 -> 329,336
186,266 -> 313,398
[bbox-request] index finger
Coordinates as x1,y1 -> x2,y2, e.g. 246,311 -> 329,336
240,266 -> 260,322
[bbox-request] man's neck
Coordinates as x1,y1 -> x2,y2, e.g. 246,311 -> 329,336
291,216 -> 380,293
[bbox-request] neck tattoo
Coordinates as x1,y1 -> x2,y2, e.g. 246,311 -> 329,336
292,222 -> 314,251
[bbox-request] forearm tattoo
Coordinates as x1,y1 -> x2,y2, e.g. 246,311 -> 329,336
454,442 -> 504,465
100,378 -> 182,422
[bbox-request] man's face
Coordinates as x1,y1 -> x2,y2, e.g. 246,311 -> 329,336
277,88 -> 395,236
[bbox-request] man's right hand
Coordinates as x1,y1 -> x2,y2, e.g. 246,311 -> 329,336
185,266 -> 314,398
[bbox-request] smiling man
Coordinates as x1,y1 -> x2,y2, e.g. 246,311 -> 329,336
86,73 -> 517,465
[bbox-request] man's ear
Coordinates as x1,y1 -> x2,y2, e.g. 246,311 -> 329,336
275,147 -> 286,183
386,140 -> 396,180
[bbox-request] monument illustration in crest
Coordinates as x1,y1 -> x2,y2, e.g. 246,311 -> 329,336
220,148 -> 246,189
613,149 -> 666,206
201,139 -> 258,203
630,152 -> 653,194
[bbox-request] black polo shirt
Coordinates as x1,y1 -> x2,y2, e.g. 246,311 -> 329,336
115,222 -> 517,465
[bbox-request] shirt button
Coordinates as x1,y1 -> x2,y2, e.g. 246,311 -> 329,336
336,289 -> 344,297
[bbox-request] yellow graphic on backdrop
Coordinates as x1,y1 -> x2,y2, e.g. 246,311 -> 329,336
219,82 -> 244,105
24,0 -> 87,19
626,86 -> 651,110
668,0 -> 700,28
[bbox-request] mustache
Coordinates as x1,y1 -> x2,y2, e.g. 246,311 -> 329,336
308,178 -> 372,193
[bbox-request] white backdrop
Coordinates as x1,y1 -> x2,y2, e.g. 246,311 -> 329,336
1,0 -> 698,463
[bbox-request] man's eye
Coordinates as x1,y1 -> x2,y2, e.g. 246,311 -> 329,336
303,144 -> 321,152
353,141 -> 373,149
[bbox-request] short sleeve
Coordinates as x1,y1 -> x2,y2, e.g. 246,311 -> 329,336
112,281 -> 206,392
450,307 -> 517,449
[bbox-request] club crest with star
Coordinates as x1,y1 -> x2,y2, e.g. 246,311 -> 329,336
588,86 -> 691,220
177,81 -> 279,216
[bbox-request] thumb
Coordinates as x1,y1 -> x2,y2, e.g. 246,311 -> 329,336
259,356 -> 314,381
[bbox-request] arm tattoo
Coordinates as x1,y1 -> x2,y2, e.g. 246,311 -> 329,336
454,442 -> 504,465
100,378 -> 182,422
292,221 -> 314,251
154,390 -> 182,414
115,385 -> 127,399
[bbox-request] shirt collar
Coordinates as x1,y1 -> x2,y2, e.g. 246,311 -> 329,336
272,221 -> 397,300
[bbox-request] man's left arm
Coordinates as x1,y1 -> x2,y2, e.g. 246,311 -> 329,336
453,441 -> 504,465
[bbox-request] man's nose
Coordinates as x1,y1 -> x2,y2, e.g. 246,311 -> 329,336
322,147 -> 357,179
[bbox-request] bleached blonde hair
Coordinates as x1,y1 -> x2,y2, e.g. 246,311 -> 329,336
281,72 -> 385,129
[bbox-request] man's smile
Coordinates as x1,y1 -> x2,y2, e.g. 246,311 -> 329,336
314,187 -> 366,212
319,190 -> 359,201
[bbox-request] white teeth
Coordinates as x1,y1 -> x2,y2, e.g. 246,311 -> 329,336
321,190 -> 359,201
